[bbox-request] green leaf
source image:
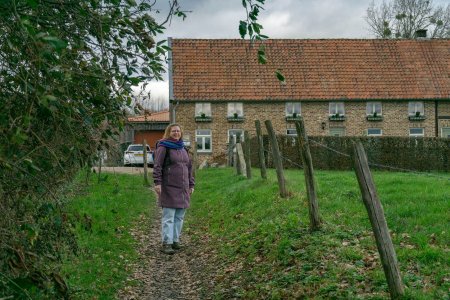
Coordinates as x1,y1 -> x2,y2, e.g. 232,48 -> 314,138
42,36 -> 68,51
156,40 -> 167,46
26,0 -> 38,8
242,0 -> 247,8
239,21 -> 247,38
275,70 -> 285,83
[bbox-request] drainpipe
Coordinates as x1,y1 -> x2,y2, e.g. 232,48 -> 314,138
172,101 -> 180,123
168,37 -> 176,123
435,100 -> 438,137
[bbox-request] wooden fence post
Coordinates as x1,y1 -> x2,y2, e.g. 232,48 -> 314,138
353,142 -> 404,299
295,120 -> 321,231
143,140 -> 150,186
97,151 -> 103,183
244,131 -> 252,179
255,120 -> 267,179
228,140 -> 235,167
235,135 -> 241,175
264,120 -> 288,198
236,143 -> 247,177
192,142 -> 198,178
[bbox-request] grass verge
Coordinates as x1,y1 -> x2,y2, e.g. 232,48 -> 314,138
187,168 -> 449,299
62,173 -> 154,299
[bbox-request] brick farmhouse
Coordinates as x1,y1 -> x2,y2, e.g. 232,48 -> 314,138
168,39 -> 450,163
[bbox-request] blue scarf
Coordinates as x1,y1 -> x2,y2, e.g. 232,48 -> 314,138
159,138 -> 185,150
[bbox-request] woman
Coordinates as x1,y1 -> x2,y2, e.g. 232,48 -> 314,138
153,123 -> 195,255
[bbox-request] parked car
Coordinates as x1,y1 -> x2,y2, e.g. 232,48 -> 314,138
123,144 -> 154,167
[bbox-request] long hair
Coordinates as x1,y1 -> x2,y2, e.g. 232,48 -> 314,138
162,123 -> 183,139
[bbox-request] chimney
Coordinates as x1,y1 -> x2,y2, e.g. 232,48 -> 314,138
415,29 -> 427,39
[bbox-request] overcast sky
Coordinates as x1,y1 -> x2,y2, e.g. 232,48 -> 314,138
139,0 -> 448,104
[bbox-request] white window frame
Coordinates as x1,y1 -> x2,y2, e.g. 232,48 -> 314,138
329,102 -> 345,116
227,129 -> 244,143
227,103 -> 244,117
196,129 -> 212,152
195,103 -> 211,117
367,128 -> 383,136
285,103 -> 301,116
409,128 -> 424,137
183,134 -> 191,147
366,102 -> 382,116
329,127 -> 345,136
441,127 -> 450,138
286,128 -> 297,136
408,101 -> 424,116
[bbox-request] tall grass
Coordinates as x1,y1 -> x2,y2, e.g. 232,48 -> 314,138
62,173 -> 154,299
187,168 -> 449,299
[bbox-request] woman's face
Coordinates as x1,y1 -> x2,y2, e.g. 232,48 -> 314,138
169,126 -> 182,141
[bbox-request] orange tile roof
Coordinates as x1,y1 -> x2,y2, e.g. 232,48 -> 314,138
171,39 -> 450,101
127,110 -> 170,123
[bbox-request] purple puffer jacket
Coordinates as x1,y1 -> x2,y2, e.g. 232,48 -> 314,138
153,145 -> 194,208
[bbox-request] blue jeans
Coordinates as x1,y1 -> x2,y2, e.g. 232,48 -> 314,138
161,208 -> 186,244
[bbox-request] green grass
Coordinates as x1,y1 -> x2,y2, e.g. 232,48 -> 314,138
187,168 -> 450,299
62,173 -> 154,299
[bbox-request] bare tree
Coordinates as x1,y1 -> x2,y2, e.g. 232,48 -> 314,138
366,0 -> 450,38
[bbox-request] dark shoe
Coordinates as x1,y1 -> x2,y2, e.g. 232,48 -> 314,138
161,244 -> 175,255
172,242 -> 183,250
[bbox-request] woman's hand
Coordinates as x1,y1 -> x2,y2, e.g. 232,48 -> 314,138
189,188 -> 194,195
154,185 -> 161,196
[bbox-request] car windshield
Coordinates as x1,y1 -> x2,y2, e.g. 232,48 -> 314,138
128,145 -> 150,151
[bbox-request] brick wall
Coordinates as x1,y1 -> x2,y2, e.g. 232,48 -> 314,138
174,101 -> 447,163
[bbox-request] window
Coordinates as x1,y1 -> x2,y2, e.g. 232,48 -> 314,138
442,127 -> 450,138
329,127 -> 345,136
228,129 -> 244,143
366,102 -> 382,116
409,128 -> 424,137
367,128 -> 382,136
183,134 -> 191,147
408,101 -> 424,116
286,128 -> 297,136
285,103 -> 301,116
227,103 -> 243,117
196,129 -> 212,152
329,102 -> 345,116
195,103 -> 211,117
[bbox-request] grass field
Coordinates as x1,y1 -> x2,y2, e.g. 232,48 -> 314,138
61,173 -> 154,299
186,168 -> 449,299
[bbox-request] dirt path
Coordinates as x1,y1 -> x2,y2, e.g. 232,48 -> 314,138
118,202 -> 208,300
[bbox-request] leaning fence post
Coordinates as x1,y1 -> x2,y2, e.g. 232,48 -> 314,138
244,131 -> 252,179
255,120 -> 267,179
192,142 -> 198,178
353,142 -> 404,299
97,150 -> 103,183
235,135 -> 241,175
228,140 -> 235,167
264,120 -> 288,198
143,140 -> 150,186
236,143 -> 247,177
295,120 -> 321,231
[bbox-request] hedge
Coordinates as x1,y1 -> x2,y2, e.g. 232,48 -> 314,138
249,136 -> 450,172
